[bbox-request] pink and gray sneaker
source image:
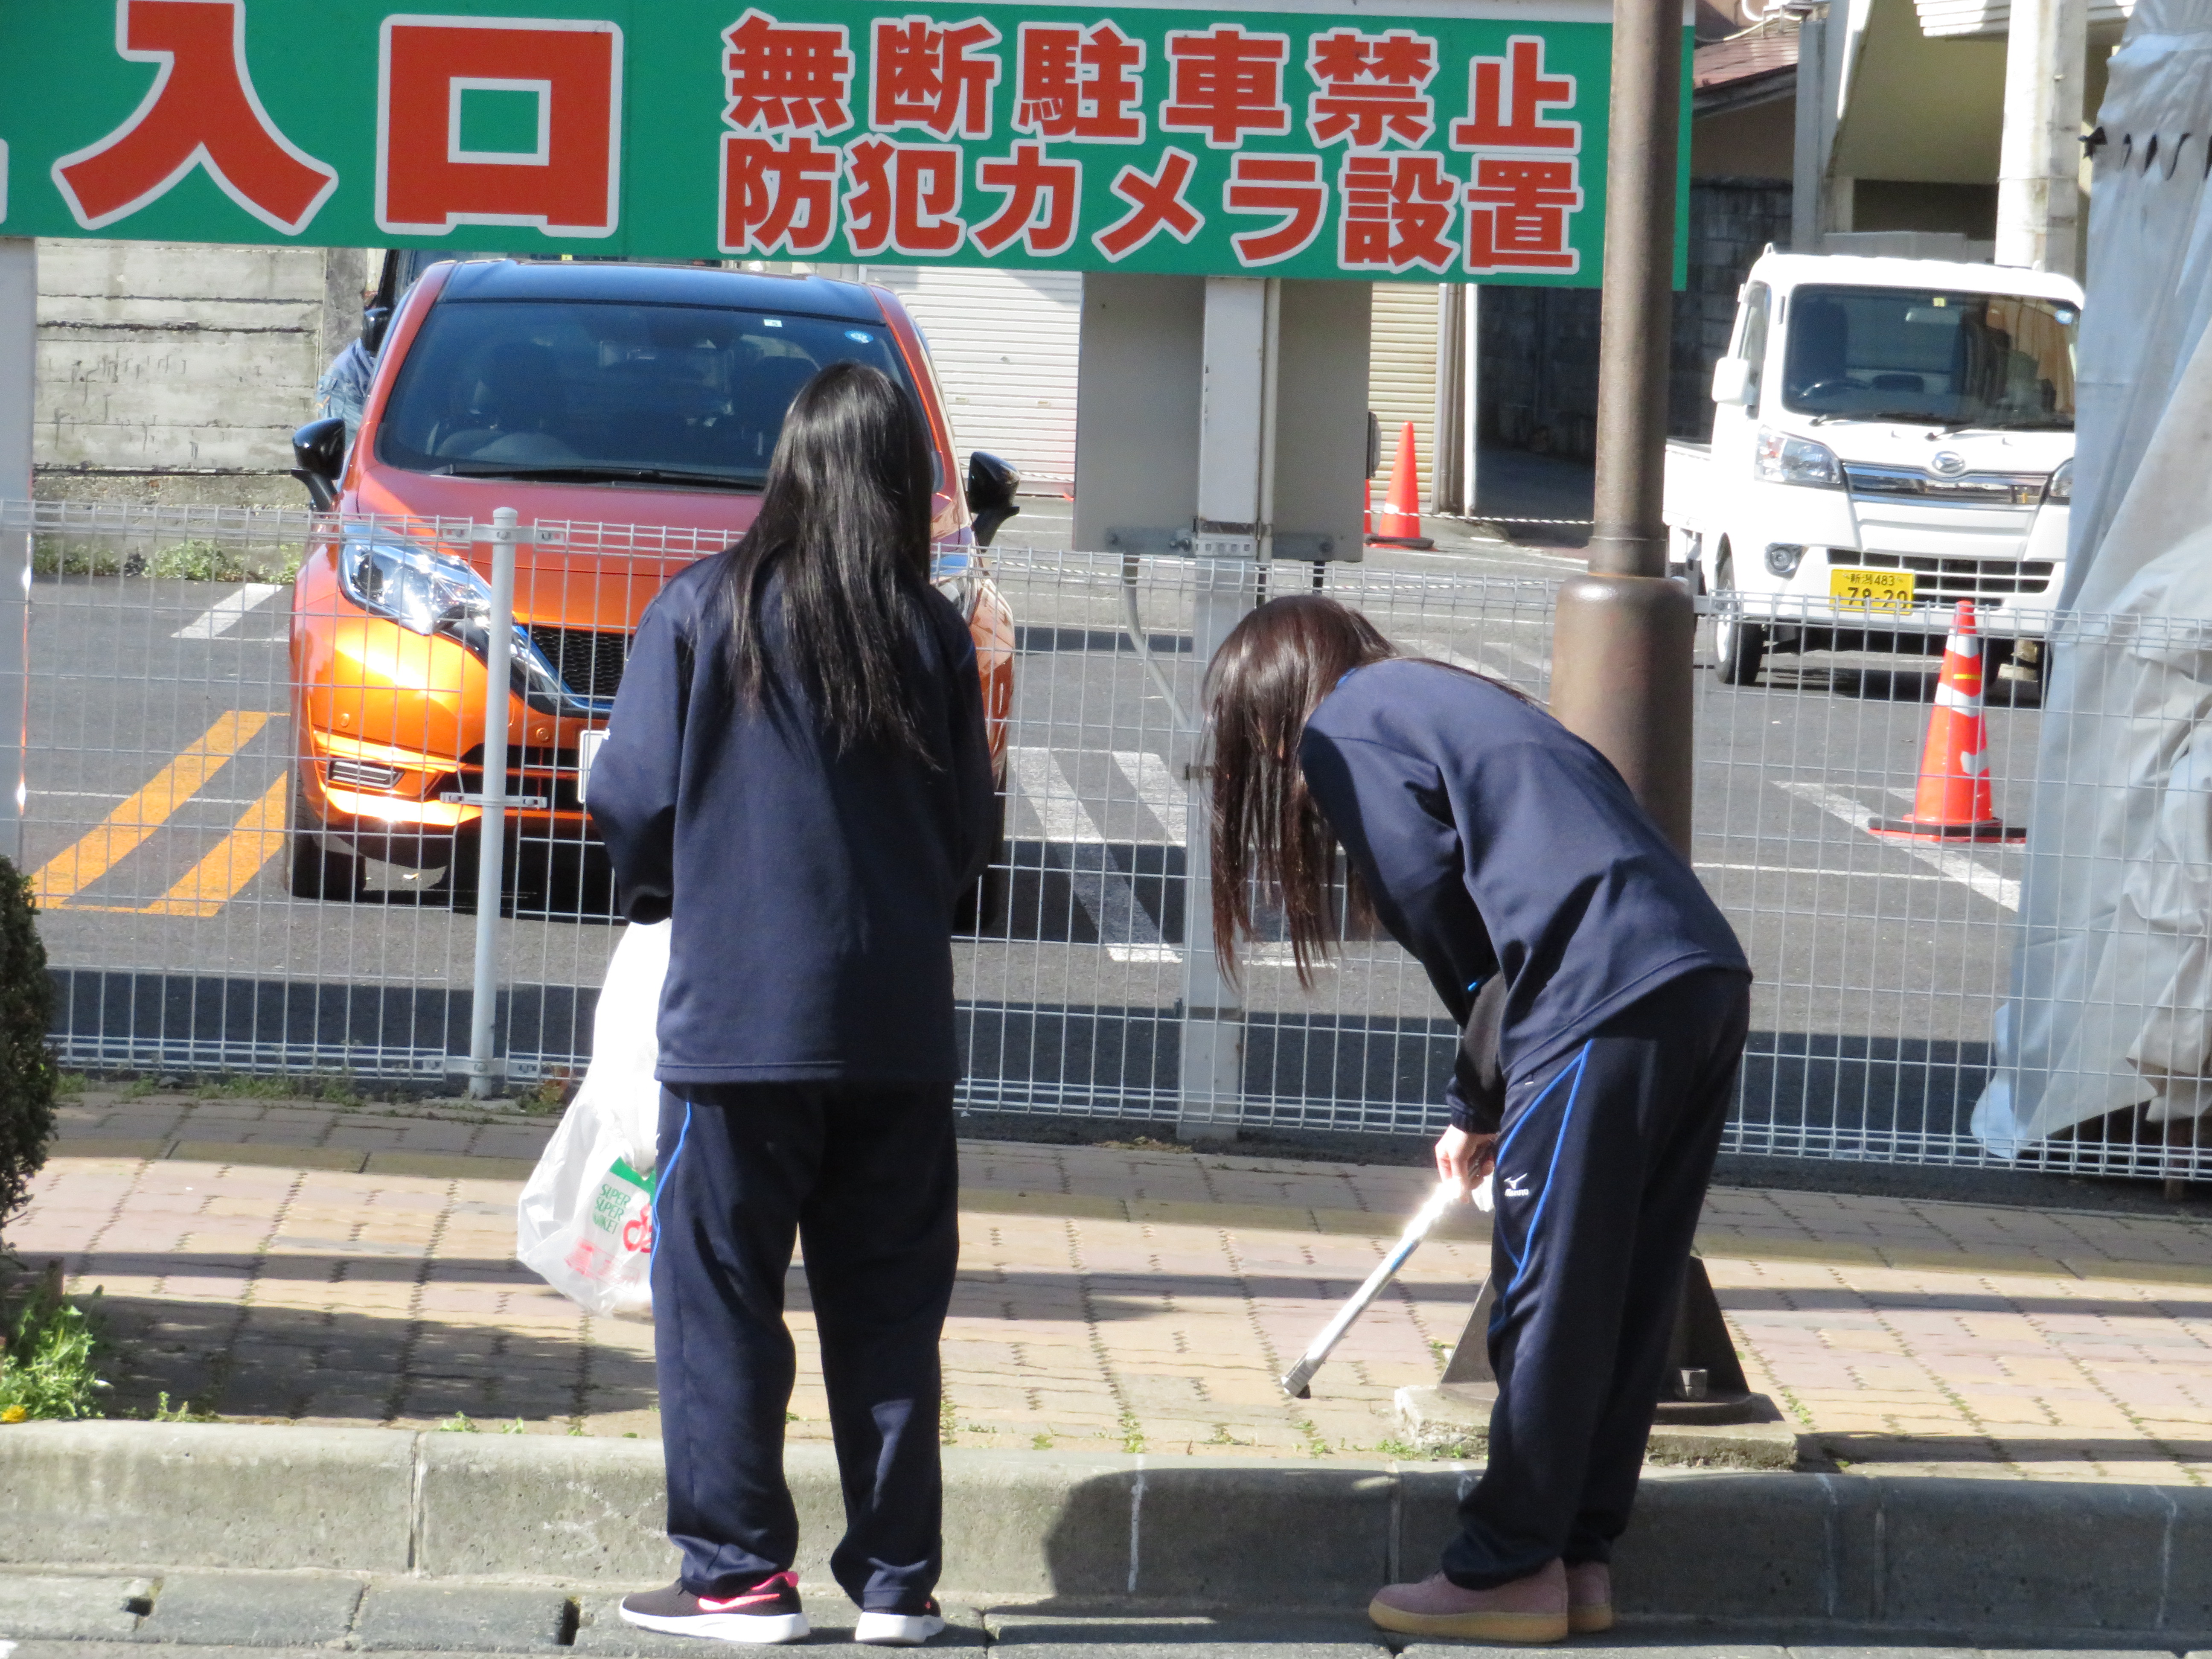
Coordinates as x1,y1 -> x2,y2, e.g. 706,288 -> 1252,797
618,1573 -> 809,1644
854,1597 -> 946,1646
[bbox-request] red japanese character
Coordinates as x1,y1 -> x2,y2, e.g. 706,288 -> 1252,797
1014,21 -> 1144,143
844,134 -> 963,256
723,9 -> 853,135
52,0 -> 337,234
1305,29 -> 1436,149
1159,26 -> 1291,149
1337,153 -> 1456,273
1222,153 -> 1324,266
970,141 -> 1081,256
1091,147 -> 1203,260
1465,156 -> 1581,272
871,17 -> 1000,140
720,132 -> 840,255
377,17 -> 623,238
1450,36 -> 1578,151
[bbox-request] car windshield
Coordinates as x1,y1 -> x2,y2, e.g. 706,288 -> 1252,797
375,299 -> 915,488
1779,285 -> 2078,430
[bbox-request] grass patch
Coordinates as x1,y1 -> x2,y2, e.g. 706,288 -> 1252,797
54,1072 -> 86,1100
513,1075 -> 574,1116
148,1391 -> 220,1423
0,1264 -> 108,1422
34,538 -> 303,583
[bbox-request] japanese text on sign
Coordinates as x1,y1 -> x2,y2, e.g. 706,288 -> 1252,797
0,0 -> 1671,286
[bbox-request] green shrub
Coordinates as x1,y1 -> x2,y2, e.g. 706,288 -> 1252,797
0,859 -> 51,1249
0,1266 -> 104,1422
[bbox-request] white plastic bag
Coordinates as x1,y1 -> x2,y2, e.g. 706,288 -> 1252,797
516,920 -> 671,1320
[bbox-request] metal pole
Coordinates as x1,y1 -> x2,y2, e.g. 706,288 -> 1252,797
1548,0 -> 1697,854
1995,0 -> 2089,275
0,239 -> 35,867
466,506 -> 519,1099
1178,276 -> 1272,1141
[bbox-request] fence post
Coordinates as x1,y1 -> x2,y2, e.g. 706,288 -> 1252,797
1177,276 -> 1275,1140
465,506 -> 521,1099
0,238 -> 33,868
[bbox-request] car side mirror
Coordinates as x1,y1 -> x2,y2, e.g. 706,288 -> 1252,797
361,304 -> 393,355
966,451 -> 1020,548
290,417 -> 347,512
1711,357 -> 1753,407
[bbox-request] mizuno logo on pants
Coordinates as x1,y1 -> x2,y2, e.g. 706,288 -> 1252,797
1502,1173 -> 1531,1199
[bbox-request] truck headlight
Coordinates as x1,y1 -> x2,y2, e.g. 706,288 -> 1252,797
1764,543 -> 1807,577
2044,458 -> 2073,504
1754,428 -> 1843,489
338,536 -> 490,635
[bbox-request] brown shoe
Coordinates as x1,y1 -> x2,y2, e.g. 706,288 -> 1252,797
1366,1560 -> 1569,1643
1566,1560 -> 1613,1634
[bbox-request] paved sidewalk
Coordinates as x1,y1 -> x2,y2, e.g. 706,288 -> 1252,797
16,1090 -> 2212,1483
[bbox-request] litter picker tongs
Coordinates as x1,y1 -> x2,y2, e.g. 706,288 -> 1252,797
1279,1173 -> 1492,1399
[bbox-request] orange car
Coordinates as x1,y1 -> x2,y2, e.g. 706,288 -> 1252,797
286,258 -> 1017,907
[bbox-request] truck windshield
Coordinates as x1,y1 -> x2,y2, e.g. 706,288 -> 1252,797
1779,286 -> 2077,430
375,300 -> 916,488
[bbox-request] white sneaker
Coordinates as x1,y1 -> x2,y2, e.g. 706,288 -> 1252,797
854,1599 -> 946,1646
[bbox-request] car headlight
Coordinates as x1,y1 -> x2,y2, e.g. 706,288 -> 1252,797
2044,458 -> 2073,504
338,536 -> 490,635
1754,428 -> 1843,488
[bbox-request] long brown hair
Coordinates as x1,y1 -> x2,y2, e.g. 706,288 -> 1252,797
1204,594 -> 1526,988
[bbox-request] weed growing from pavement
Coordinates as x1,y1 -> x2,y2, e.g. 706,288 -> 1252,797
54,1072 -> 85,1099
148,1391 -> 219,1423
1117,1407 -> 1146,1455
0,1267 -> 107,1421
513,1077 -> 574,1116
939,1398 -> 957,1446
32,539 -> 303,583
437,1412 -> 480,1432
1030,1432 -> 1053,1450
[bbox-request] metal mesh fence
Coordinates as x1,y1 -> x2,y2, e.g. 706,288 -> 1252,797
4,498 -> 2203,1179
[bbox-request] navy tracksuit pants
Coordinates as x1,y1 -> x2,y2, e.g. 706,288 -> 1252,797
649,1081 -> 958,1611
1443,967 -> 1751,1589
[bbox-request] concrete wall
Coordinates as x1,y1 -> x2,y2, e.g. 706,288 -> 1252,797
34,241 -> 369,508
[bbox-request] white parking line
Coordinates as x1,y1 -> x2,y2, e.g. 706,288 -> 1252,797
172,584 -> 282,640
1773,781 -> 2021,911
1009,747 -> 1101,844
1010,747 -> 1171,955
1112,749 -> 1188,844
1406,636 -> 1550,681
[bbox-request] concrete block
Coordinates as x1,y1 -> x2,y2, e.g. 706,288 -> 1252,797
938,1450 -> 1136,1602
354,1581 -> 576,1650
1405,1648 -> 1784,1659
989,1608 -> 1384,1654
0,1571 -> 150,1639
2164,1485 -> 2212,1631
1874,1476 -> 2176,1633
575,1597 -> 987,1654
1611,1472 -> 1853,1624
1121,1461 -> 1394,1607
416,1432 -> 674,1584
0,1423 -> 412,1572
134,1568 -> 363,1645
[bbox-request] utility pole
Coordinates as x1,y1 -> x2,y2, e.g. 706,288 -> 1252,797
0,238 -> 33,865
1548,0 -> 1696,854
1995,0 -> 2090,275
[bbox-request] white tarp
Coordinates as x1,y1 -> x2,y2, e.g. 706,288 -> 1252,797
1975,0 -> 2212,1150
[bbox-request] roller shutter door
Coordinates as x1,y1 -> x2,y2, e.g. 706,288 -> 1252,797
859,265 -> 1081,486
1368,282 -> 1440,506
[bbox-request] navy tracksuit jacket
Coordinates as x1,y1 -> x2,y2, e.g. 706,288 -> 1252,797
1301,660 -> 1751,1587
588,556 -> 994,1611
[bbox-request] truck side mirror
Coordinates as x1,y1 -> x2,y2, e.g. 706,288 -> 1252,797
291,417 -> 347,512
966,451 -> 1021,548
1711,358 -> 1753,407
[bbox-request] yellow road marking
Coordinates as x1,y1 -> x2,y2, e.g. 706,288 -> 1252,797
143,774 -> 289,917
32,711 -> 272,907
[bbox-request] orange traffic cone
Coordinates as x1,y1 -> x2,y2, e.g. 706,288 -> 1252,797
1365,421 -> 1435,550
1867,600 -> 2025,842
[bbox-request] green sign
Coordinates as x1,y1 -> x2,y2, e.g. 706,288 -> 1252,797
0,0 -> 1685,285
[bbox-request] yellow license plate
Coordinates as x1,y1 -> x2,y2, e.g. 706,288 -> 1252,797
1829,568 -> 1915,612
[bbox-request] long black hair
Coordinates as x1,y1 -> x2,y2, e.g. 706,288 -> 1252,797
722,360 -> 936,755
1204,594 -> 1528,987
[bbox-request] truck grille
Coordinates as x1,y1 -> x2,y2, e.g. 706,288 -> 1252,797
1842,463 -> 2049,506
1826,547 -> 2055,597
527,627 -> 630,702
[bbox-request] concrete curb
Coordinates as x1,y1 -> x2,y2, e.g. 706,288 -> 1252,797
3,1423 -> 2208,1641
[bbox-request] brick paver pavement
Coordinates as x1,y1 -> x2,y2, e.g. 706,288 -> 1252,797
14,1090 -> 2212,1483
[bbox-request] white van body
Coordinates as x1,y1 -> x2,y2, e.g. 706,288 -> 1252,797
1662,251 -> 2082,684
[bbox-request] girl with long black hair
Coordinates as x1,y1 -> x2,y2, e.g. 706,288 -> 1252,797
1206,595 -> 1749,1644
589,361 -> 994,1647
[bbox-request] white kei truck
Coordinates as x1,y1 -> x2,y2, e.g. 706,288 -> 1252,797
1663,250 -> 2083,686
